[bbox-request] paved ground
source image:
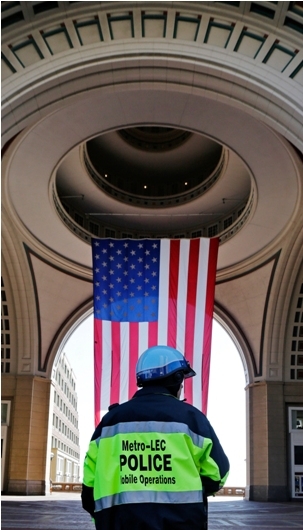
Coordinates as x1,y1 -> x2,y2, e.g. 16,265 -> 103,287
1,494 -> 303,529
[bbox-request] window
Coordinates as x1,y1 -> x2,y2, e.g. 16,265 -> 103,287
208,224 -> 218,237
1,401 -> 11,425
223,216 -> 233,230
192,230 -> 202,238
74,212 -> 83,226
105,228 -> 116,238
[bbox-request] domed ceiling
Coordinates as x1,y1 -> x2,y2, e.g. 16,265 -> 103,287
55,126 -> 251,237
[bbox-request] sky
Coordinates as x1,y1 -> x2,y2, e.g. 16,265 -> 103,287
64,315 -> 246,486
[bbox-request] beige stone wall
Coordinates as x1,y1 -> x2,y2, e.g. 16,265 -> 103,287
247,381 -> 303,501
2,375 -> 52,495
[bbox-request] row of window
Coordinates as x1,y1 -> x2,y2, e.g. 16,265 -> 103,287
55,371 -> 77,408
57,355 -> 76,389
53,390 -> 78,426
52,413 -> 79,445
1,278 -> 11,374
65,205 -> 244,241
290,287 -> 303,380
51,436 -> 80,459
54,453 -> 81,482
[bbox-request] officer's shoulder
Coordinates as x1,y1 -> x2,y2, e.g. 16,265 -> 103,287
181,399 -> 207,417
108,402 -> 119,411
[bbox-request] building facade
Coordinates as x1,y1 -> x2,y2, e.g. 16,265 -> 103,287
1,1 -> 303,500
50,352 -> 80,485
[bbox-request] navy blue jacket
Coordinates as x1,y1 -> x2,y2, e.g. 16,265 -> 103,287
82,385 -> 229,530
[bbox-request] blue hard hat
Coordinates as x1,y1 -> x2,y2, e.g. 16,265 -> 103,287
136,345 -> 196,386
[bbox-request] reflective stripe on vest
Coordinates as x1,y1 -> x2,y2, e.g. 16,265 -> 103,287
92,420 -> 208,512
95,489 -> 203,511
96,421 -> 204,448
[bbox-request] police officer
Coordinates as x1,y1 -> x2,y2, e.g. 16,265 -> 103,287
82,346 -> 229,530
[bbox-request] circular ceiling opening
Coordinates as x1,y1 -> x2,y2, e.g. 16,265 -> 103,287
85,127 -> 224,205
55,125 -> 253,243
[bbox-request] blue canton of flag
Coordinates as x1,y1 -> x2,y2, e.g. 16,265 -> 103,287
93,239 -> 160,322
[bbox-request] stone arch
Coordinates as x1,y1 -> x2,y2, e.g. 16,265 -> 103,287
214,304 -> 252,385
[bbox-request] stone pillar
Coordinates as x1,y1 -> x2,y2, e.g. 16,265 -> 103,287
8,376 -> 52,495
247,381 -> 288,501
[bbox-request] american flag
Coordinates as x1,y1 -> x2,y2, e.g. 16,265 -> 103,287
92,237 -> 218,425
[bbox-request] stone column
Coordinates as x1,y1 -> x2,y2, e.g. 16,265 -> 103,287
8,375 -> 52,495
247,381 -> 288,501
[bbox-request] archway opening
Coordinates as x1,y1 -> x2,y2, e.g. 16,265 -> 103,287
208,320 -> 247,489
61,314 -> 246,487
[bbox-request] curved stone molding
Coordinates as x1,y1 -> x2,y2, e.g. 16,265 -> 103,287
52,181 -> 252,245
1,2 -> 303,86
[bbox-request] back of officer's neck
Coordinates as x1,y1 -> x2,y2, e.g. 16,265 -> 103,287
140,383 -> 180,398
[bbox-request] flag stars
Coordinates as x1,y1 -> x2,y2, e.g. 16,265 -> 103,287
93,239 -> 160,322
95,268 -> 100,273
94,241 -> 100,247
